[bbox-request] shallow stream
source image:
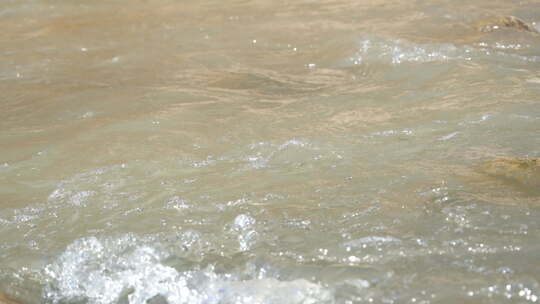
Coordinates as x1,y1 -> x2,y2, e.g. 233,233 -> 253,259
1,0 -> 540,303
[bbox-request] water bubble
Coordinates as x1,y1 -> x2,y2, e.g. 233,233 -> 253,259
233,214 -> 255,231
81,111 -> 95,119
165,196 -> 189,211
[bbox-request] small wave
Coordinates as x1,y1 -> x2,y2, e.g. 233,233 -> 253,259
344,236 -> 402,248
243,139 -> 344,170
348,38 -> 470,65
438,131 -> 460,141
346,37 -> 540,66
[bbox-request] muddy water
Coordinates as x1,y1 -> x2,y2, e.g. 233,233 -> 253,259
1,0 -> 540,303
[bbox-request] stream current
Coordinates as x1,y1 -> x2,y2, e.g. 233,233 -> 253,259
1,0 -> 540,303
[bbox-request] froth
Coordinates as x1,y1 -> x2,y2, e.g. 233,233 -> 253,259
43,235 -> 332,304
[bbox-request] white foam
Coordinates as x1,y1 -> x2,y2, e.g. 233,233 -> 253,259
232,214 -> 257,251
232,214 -> 255,230
43,236 -> 333,304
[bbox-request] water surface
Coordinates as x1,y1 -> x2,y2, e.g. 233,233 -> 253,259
1,0 -> 540,303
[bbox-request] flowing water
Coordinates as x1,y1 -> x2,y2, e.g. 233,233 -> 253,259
1,0 -> 540,303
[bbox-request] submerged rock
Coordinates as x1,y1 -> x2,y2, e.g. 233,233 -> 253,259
0,293 -> 21,304
476,16 -> 539,34
480,158 -> 540,189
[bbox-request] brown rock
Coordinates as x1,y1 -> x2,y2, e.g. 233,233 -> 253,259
477,16 -> 539,34
480,158 -> 540,190
0,293 -> 22,304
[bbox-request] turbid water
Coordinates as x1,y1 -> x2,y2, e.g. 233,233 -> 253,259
1,0 -> 540,303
